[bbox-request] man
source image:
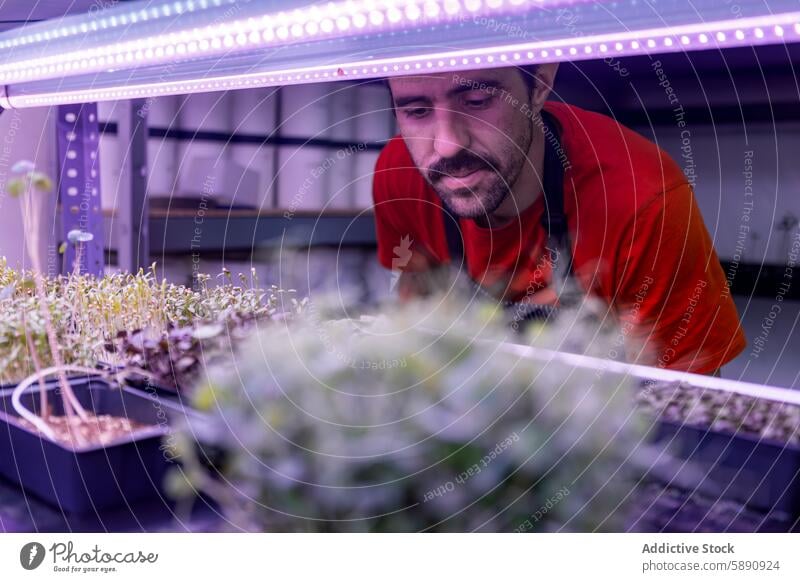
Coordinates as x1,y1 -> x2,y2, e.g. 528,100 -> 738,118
372,64 -> 746,374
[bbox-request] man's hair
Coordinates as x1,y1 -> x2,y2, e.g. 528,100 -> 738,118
516,64 -> 539,94
382,64 -> 539,100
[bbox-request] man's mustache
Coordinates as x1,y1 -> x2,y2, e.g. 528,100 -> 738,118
426,151 -> 499,183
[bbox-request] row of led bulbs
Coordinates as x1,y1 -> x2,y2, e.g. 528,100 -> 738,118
1,0 -> 231,48
0,0 -> 541,82
10,20 -> 796,108
3,16 -> 797,87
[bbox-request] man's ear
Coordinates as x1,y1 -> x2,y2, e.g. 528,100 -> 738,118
530,62 -> 559,112
384,78 -> 397,118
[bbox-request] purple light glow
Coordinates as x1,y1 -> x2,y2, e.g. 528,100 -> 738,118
0,0 -> 599,84
4,9 -> 798,109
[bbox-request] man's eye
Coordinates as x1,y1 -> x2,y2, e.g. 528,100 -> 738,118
403,107 -> 431,119
465,97 -> 492,109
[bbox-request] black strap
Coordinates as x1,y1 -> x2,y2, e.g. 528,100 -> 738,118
540,110 -> 570,269
443,202 -> 466,268
442,109 -> 574,308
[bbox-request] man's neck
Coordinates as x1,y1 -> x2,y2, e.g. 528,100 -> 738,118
473,119 -> 546,230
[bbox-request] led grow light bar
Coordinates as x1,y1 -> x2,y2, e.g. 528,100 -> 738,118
0,0 -> 565,84
0,0 -> 798,108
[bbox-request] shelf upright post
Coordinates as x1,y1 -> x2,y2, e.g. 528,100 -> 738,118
56,103 -> 104,276
116,99 -> 149,274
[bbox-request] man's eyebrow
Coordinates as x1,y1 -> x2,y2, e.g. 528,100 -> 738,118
393,95 -> 433,108
446,79 -> 505,98
392,79 -> 505,108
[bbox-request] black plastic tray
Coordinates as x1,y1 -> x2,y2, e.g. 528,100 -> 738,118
122,375 -> 182,400
96,362 -> 189,406
651,419 -> 800,517
0,376 -> 188,514
1,364 -> 121,392
0,374 -> 62,392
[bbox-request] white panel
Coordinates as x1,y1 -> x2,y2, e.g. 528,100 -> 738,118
231,87 -> 279,133
100,97 -> 181,208
121,96 -> 181,201
178,155 -> 261,208
278,84 -> 335,209
98,133 -> 119,211
326,83 -> 358,209
229,88 -> 279,208
277,146 -> 331,210
228,144 -> 273,209
173,143 -> 223,202
280,84 -> 333,138
354,83 -> 394,209
354,150 -> 380,208
639,122 -> 800,264
144,94 -> 181,127
178,91 -> 228,132
96,100 -> 117,123
723,296 -> 800,388
147,137 -> 181,197
324,147 -> 354,210
327,83 -> 358,141
354,83 -> 394,142
169,92 -> 227,203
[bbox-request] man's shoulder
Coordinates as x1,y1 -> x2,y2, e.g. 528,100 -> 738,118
376,134 -> 413,168
375,136 -> 421,183
546,101 -> 687,208
373,135 -> 434,205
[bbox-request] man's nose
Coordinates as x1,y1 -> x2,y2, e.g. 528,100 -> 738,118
432,109 -> 470,159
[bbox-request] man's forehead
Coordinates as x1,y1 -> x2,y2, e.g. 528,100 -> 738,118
389,68 -> 515,97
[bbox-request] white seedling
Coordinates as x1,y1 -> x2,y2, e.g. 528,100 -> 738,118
7,161 -> 89,441
66,229 -> 94,277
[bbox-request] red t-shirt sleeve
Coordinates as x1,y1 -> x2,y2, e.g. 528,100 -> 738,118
614,183 -> 746,373
372,145 -> 401,270
372,138 -> 442,274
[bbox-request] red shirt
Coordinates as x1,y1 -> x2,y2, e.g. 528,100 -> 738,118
372,101 -> 746,373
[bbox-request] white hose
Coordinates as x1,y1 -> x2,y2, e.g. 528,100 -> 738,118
11,365 -> 105,442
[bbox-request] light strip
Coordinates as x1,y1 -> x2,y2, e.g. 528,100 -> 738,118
497,341 -> 800,406
4,10 -> 798,108
0,0 -> 574,84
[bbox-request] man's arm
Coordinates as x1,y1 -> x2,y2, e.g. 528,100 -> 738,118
373,140 -> 450,301
612,183 -> 746,374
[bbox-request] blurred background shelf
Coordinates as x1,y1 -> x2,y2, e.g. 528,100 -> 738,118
101,207 -> 377,254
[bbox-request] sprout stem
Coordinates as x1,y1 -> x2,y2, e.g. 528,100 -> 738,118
22,317 -> 49,421
17,170 -> 90,423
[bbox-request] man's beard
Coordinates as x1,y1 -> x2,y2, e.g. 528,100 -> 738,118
423,123 -> 533,220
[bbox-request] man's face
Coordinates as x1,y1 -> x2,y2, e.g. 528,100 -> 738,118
388,68 -> 535,219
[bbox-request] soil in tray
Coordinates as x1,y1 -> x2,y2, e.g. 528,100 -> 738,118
637,380 -> 800,445
17,413 -> 152,447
